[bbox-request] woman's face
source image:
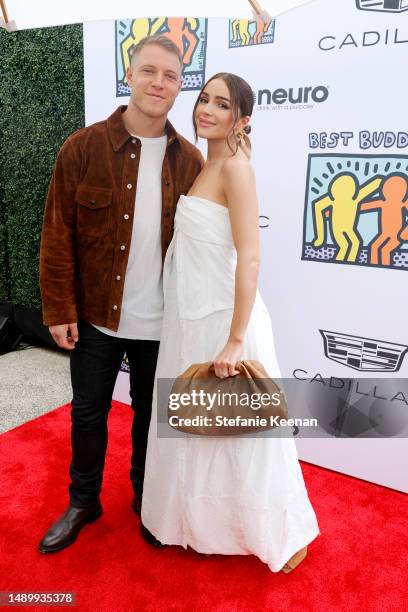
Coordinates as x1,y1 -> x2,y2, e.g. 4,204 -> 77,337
195,78 -> 237,141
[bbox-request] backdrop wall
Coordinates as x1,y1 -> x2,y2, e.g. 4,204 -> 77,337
83,0 -> 408,492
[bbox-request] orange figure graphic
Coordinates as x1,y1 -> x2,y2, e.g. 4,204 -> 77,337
312,173 -> 382,262
253,14 -> 272,44
360,174 -> 408,266
163,18 -> 200,68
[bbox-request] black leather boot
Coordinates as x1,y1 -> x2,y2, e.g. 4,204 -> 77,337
38,502 -> 103,553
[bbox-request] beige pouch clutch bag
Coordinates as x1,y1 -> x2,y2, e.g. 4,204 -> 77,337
168,360 -> 288,436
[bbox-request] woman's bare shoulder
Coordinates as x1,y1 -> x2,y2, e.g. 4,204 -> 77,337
222,155 -> 255,186
222,155 -> 252,170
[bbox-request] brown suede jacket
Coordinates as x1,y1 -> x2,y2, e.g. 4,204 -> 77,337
39,105 -> 204,331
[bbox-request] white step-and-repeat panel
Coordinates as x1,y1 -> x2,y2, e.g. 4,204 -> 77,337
84,0 -> 408,492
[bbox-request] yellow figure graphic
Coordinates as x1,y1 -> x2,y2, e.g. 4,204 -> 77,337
120,18 -> 199,84
231,19 -> 251,45
121,18 -> 165,82
312,173 -> 382,262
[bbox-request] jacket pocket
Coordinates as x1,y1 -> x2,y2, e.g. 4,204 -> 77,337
75,185 -> 112,237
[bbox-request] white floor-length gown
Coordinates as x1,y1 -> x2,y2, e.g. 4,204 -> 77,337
141,195 -> 319,572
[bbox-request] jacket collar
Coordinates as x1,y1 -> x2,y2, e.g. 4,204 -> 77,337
107,105 -> 178,151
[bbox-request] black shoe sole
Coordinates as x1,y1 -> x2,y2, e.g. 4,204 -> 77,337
38,507 -> 103,554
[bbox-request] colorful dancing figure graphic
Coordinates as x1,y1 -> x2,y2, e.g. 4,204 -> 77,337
162,18 -> 200,67
120,18 -> 162,79
312,173 -> 382,262
231,19 -> 251,45
360,174 -> 408,266
121,18 -> 200,83
253,14 -> 273,44
231,15 -> 272,46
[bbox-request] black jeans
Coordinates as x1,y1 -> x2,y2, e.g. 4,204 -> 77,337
68,320 -> 159,508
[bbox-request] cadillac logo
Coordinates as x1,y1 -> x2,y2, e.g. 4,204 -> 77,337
356,0 -> 408,12
320,330 -> 408,372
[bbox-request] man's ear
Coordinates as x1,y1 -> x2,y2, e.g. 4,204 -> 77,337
125,66 -> 133,86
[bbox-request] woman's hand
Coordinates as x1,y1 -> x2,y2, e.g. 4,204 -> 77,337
213,339 -> 243,378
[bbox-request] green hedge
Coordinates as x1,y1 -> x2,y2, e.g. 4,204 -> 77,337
0,182 -> 8,302
0,24 -> 84,309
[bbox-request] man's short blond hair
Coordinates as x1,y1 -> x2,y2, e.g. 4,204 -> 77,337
130,35 -> 183,67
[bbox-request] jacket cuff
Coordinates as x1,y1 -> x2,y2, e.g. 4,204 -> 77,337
42,306 -> 78,327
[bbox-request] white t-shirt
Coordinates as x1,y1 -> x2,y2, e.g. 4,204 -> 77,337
94,134 -> 167,340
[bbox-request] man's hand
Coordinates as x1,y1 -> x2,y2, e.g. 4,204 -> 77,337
49,323 -> 79,351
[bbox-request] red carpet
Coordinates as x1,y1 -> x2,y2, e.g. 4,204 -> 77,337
0,401 -> 407,612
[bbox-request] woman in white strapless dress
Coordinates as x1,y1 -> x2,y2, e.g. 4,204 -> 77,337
141,73 -> 319,573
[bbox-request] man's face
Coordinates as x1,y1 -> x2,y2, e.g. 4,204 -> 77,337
126,44 -> 182,119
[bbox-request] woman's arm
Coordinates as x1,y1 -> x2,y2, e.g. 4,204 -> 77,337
213,158 -> 260,378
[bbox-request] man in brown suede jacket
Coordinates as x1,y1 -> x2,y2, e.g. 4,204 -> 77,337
38,35 -> 203,553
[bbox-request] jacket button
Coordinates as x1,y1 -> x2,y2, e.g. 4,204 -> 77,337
120,245 -> 126,251
127,183 -> 132,189
116,275 -> 121,281
164,179 -> 170,186
131,138 -> 137,144
112,305 -> 118,311
123,214 -> 129,220
130,153 -> 136,159
90,200 -> 96,205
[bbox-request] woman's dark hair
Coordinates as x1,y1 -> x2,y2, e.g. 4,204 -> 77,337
192,72 -> 254,153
